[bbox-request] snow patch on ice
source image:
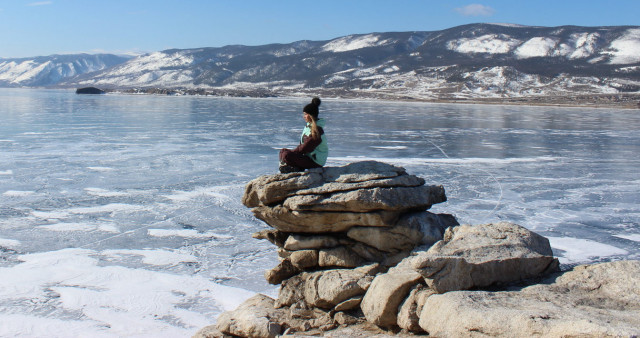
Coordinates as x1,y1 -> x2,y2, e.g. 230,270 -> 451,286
547,236 -> 629,264
370,146 -> 408,150
86,167 -> 115,172
32,210 -> 71,219
32,203 -> 148,220
102,249 -> 198,266
0,314 -> 105,338
162,185 -> 236,202
0,238 -> 20,248
0,248 -> 255,337
614,234 -> 640,242
67,203 -> 148,215
147,229 -> 233,239
39,222 -> 120,233
3,190 -> 38,197
84,187 -> 129,197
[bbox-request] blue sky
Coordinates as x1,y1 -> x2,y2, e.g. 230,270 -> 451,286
1,0 -> 639,58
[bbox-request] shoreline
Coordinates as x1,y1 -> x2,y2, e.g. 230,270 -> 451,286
3,86 -> 640,110
104,87 -> 640,110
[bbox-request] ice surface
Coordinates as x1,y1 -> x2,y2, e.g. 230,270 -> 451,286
0,88 -> 639,336
0,238 -> 20,248
0,248 -> 254,337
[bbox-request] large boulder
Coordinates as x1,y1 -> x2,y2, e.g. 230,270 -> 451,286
399,222 -> 558,293
360,269 -> 424,328
243,171 -> 323,207
277,264 -> 383,310
318,246 -> 366,268
418,260 -> 640,337
215,294 -> 286,338
346,211 -> 458,253
396,285 -> 434,333
264,259 -> 299,285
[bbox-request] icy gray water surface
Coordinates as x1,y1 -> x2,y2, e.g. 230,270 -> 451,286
0,89 -> 639,335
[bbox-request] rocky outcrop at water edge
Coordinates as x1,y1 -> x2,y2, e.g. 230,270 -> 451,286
194,161 -> 640,338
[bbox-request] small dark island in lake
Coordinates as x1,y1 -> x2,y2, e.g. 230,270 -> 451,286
76,87 -> 106,95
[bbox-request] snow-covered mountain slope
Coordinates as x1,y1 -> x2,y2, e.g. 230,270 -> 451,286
3,24 -> 639,100
0,54 -> 131,87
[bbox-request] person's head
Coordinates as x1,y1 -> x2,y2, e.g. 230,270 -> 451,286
303,97 -> 322,139
303,97 -> 321,122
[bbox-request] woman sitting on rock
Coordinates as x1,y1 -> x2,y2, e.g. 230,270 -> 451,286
279,97 -> 328,173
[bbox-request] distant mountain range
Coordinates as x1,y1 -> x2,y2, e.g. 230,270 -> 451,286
0,54 -> 131,87
1,23 -> 639,101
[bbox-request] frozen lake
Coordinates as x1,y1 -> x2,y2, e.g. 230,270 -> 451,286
1,88 -> 639,337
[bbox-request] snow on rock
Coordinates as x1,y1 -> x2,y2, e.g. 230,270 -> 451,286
0,60 -> 44,84
110,51 -> 195,75
515,37 -> 558,58
569,32 -> 599,59
0,55 -> 127,86
606,28 -> 640,64
447,34 -> 521,54
322,34 -> 390,52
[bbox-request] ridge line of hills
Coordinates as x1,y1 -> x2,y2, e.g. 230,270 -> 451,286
1,23 -> 639,107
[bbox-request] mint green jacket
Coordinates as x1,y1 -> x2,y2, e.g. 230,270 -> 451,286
300,118 -> 329,166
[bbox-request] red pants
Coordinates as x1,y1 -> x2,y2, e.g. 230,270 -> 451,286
279,148 -> 321,169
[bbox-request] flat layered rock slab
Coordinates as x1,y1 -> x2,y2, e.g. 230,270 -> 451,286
399,222 -> 558,293
251,205 -> 400,233
283,185 -> 446,212
242,161 -> 436,209
419,260 -> 640,337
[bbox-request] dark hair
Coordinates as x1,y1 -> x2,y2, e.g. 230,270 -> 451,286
303,97 -> 321,119
303,97 -> 322,140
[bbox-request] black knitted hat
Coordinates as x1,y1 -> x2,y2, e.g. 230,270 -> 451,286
303,97 -> 321,118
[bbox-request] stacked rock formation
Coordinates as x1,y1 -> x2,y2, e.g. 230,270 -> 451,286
197,161 -> 640,338
243,161 -> 458,287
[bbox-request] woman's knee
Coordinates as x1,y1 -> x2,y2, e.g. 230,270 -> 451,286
279,148 -> 291,162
